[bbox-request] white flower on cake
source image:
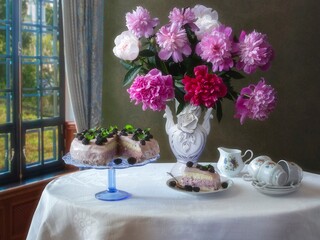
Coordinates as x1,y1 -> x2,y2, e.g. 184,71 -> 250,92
113,30 -> 140,61
193,4 -> 220,40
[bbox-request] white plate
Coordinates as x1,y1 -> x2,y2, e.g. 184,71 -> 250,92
166,177 -> 233,195
252,181 -> 301,195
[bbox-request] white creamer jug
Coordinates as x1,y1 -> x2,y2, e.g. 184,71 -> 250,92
217,147 -> 253,177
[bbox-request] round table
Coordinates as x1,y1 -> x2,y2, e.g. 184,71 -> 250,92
27,163 -> 320,240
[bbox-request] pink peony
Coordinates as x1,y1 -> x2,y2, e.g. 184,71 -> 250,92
126,6 -> 159,38
156,23 -> 192,63
234,78 -> 277,124
127,69 -> 174,111
236,30 -> 274,74
182,65 -> 228,108
168,7 -> 198,31
196,25 -> 235,72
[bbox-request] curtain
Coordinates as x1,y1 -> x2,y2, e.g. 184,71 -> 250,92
62,0 -> 104,131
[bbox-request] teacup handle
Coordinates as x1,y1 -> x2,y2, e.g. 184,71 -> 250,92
242,173 -> 253,182
242,149 -> 253,164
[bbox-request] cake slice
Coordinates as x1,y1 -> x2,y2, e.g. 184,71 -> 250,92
179,162 -> 221,191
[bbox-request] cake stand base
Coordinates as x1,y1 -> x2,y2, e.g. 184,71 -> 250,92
95,189 -> 131,201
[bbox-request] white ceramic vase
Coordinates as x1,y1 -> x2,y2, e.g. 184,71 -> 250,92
164,104 -> 213,176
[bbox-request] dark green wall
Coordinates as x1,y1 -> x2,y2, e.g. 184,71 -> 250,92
102,0 -> 320,173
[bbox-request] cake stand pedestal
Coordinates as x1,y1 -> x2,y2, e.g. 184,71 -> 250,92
62,153 -> 159,201
95,168 -> 131,201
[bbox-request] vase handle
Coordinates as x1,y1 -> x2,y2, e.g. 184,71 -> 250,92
163,105 -> 175,134
202,108 -> 213,135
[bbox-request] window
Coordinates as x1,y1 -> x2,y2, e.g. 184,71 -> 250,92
0,0 -> 64,185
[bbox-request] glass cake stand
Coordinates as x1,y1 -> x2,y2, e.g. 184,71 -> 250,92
62,153 -> 159,201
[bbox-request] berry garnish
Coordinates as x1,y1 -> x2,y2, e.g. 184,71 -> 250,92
186,161 -> 193,168
119,129 -> 128,136
77,135 -> 84,140
184,185 -> 193,191
221,182 -> 229,189
95,139 -> 103,145
207,164 -> 215,173
169,180 -> 177,187
127,157 -> 137,165
140,139 -> 146,145
132,134 -> 139,141
81,138 -> 89,145
144,135 -> 150,141
192,187 -> 200,192
113,158 -> 122,165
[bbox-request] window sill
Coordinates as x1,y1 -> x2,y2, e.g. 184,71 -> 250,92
0,167 -> 78,194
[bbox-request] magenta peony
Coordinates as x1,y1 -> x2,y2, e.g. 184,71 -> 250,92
236,30 -> 274,74
156,23 -> 192,63
196,25 -> 235,72
235,78 -> 277,124
126,6 -> 159,38
182,65 -> 228,108
127,69 -> 175,111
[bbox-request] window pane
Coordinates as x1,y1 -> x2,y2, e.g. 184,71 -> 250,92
0,59 -> 12,89
22,0 -> 38,24
0,28 -> 6,55
44,126 -> 58,163
42,2 -> 57,27
22,27 -> 39,56
22,89 -> 40,120
22,62 -> 39,88
42,61 -> 59,87
0,132 -> 11,174
0,0 -> 8,21
42,89 -> 59,118
0,91 -> 12,124
42,30 -> 59,56
25,128 -> 41,166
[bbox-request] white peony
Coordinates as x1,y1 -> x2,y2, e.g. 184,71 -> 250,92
192,4 -> 220,40
113,31 -> 140,61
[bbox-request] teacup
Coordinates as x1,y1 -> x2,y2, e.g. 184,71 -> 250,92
256,160 -> 288,186
278,160 -> 303,185
247,155 -> 272,180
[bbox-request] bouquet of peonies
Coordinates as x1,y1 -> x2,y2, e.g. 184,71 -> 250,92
113,5 -> 277,124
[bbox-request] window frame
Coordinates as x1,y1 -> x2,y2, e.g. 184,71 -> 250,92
0,0 -> 65,185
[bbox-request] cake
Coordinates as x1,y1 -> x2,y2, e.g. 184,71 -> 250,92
179,162 -> 221,191
69,125 -> 160,166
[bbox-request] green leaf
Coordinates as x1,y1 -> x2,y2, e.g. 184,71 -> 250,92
120,60 -> 134,70
139,49 -> 155,57
174,86 -> 185,103
216,100 -> 223,122
155,55 -> 169,74
225,70 -> 245,79
123,65 -> 142,86
176,102 -> 185,115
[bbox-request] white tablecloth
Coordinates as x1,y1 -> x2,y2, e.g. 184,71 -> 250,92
27,163 -> 320,240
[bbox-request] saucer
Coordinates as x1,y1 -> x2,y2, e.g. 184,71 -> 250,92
252,181 -> 301,195
166,177 -> 233,195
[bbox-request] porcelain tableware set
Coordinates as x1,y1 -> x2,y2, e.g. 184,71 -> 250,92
217,147 -> 303,195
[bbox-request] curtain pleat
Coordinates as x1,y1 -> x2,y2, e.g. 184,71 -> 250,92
62,0 -> 104,131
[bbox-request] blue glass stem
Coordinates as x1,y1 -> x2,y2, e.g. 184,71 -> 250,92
108,168 -> 117,192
